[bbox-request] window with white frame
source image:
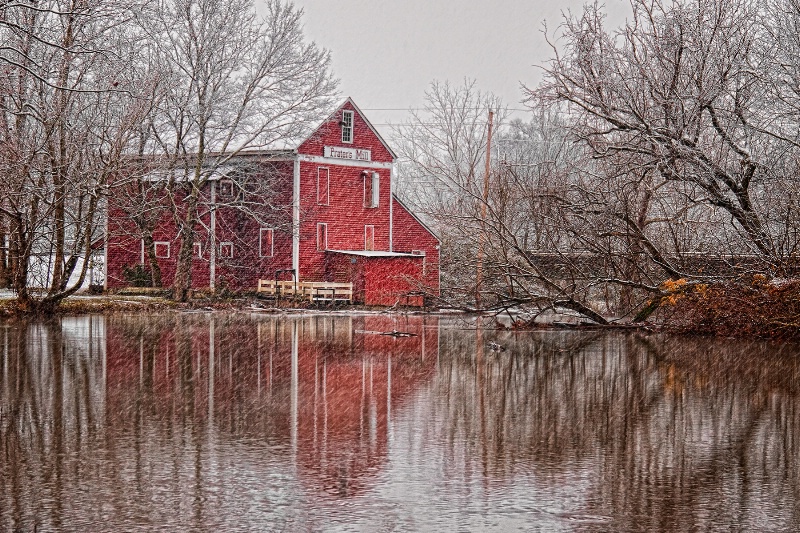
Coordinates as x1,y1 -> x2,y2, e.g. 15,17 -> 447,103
259,228 -> 274,257
218,179 -> 235,199
316,223 -> 328,251
219,242 -> 234,259
317,167 -> 330,205
193,242 -> 202,258
364,171 -> 379,208
364,225 -> 375,251
341,110 -> 353,143
412,249 -> 426,275
154,241 -> 170,259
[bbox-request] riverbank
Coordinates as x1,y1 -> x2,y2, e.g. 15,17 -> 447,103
642,277 -> 800,340
2,278 -> 798,342
0,290 -> 441,318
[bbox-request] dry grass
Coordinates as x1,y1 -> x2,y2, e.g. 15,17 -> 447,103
650,277 -> 800,339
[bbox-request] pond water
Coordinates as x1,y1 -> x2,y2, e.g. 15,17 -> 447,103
1,313 -> 799,532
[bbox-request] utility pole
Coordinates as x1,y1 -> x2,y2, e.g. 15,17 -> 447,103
475,110 -> 493,310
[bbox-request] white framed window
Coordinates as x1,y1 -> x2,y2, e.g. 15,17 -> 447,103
364,171 -> 379,208
316,223 -> 328,251
218,179 -> 235,199
154,241 -> 170,259
219,242 -> 233,259
341,110 -> 354,143
193,242 -> 202,258
317,167 -> 330,205
412,250 -> 426,275
364,225 -> 375,251
259,228 -> 274,257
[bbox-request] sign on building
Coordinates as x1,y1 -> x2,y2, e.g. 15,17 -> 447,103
324,146 -> 372,162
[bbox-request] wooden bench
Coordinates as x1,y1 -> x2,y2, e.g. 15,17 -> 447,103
257,280 -> 353,303
301,282 -> 353,303
257,279 -> 300,296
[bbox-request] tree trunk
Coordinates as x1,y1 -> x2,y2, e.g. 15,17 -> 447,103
172,192 -> 199,302
0,227 -> 9,289
142,232 -> 163,287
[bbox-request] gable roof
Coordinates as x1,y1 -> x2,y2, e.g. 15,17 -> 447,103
305,97 -> 397,160
392,194 -> 441,242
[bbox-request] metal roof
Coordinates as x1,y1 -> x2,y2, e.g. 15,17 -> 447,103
327,250 -> 422,258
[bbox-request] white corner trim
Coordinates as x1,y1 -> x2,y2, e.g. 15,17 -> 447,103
292,158 -> 301,278
389,162 -> 394,252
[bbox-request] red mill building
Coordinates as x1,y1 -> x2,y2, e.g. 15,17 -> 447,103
105,99 -> 440,305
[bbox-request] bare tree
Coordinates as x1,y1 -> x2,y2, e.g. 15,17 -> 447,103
131,0 -> 337,301
394,80 -> 504,302
531,0 -> 797,267
0,0 -> 152,312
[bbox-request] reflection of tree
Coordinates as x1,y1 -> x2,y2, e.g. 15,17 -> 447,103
3,317 -> 800,530
0,314 -> 439,529
428,329 -> 800,530
0,319 -> 106,531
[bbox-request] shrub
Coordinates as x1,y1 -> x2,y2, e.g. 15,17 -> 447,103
122,264 -> 153,287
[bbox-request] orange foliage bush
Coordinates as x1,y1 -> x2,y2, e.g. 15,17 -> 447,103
651,277 -> 800,339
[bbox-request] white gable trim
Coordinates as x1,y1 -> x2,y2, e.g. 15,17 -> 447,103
345,98 -> 398,160
392,193 -> 442,243
301,97 -> 398,160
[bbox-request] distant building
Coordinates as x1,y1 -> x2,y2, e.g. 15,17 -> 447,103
105,99 -> 440,305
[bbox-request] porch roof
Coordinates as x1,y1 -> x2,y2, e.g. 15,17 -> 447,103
327,250 -> 421,258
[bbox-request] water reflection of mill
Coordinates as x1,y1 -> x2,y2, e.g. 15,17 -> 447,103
1,317 -> 799,531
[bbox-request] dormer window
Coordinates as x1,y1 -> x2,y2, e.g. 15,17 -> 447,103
341,110 -> 353,143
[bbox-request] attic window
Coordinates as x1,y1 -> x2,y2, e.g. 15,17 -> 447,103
341,110 -> 353,144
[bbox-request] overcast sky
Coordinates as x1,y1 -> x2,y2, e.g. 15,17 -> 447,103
285,0 -> 631,130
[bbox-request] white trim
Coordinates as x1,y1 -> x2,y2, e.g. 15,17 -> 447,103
218,178 -> 233,197
341,110 -> 354,144
392,193 -> 442,243
316,222 -> 328,251
304,98 -> 397,159
389,163 -> 394,251
371,172 -> 380,207
341,98 -> 398,159
317,167 -> 330,205
298,154 -> 392,169
154,241 -> 170,259
103,210 -> 109,290
259,228 -> 274,257
412,249 -> 426,275
292,158 -> 300,279
363,173 -> 379,209
210,180 -> 217,289
140,239 -> 145,265
219,241 -> 234,259
364,225 -> 375,251
327,249 -> 418,257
